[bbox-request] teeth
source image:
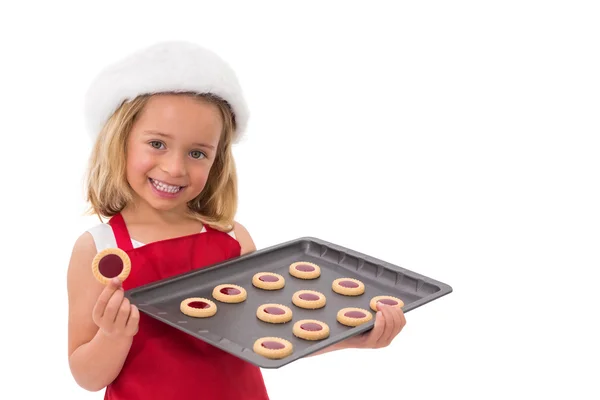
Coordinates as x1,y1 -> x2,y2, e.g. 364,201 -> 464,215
151,179 -> 182,194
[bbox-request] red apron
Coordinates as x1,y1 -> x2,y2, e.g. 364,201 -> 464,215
104,213 -> 269,400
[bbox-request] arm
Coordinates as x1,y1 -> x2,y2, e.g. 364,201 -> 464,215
67,232 -> 139,392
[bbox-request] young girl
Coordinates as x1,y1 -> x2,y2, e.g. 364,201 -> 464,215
67,41 -> 406,400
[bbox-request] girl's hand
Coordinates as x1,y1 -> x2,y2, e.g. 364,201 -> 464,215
346,303 -> 406,349
92,278 -> 140,339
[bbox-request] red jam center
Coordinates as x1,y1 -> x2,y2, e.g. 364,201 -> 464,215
295,264 -> 315,272
300,322 -> 323,331
98,254 -> 123,278
344,310 -> 367,319
259,275 -> 280,282
261,341 -> 285,350
188,301 -> 210,309
339,280 -> 359,288
220,287 -> 241,295
378,298 -> 399,306
299,293 -> 320,301
264,307 -> 285,315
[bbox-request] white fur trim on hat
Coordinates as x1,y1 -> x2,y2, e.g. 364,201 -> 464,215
84,41 -> 249,142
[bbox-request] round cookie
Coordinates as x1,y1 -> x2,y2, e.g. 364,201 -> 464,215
332,277 -> 365,296
289,261 -> 321,279
292,290 -> 326,309
370,295 -> 404,311
180,297 -> 217,318
252,272 -> 285,290
92,248 -> 131,284
256,303 -> 293,324
253,337 -> 293,359
336,307 -> 373,327
212,284 -> 247,303
293,319 -> 330,341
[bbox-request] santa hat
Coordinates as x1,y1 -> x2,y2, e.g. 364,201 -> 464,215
83,40 -> 249,142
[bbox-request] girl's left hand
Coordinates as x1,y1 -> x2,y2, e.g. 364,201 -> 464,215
345,303 -> 406,349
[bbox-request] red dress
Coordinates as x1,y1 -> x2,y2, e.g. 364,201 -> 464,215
104,213 -> 269,400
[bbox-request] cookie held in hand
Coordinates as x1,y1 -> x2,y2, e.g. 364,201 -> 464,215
92,248 -> 131,284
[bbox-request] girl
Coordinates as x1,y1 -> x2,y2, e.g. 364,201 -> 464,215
67,41 -> 406,400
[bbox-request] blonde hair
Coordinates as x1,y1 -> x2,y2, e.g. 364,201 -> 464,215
85,92 -> 238,231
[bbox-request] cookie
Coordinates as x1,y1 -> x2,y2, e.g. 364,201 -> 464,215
252,272 -> 285,290
256,303 -> 293,324
370,295 -> 405,311
332,277 -> 365,296
336,307 -> 373,327
91,247 -> 131,284
289,261 -> 321,279
292,290 -> 326,309
212,284 -> 247,303
293,319 -> 330,341
253,337 -> 293,359
180,297 -> 217,318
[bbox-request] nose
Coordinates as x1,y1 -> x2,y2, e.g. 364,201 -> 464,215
160,152 -> 187,178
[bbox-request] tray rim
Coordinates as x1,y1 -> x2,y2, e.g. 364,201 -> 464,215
125,236 -> 453,368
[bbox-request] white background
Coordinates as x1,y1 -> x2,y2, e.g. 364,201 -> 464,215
1,1 -> 598,399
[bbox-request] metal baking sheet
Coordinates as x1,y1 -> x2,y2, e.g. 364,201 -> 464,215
125,236 -> 453,369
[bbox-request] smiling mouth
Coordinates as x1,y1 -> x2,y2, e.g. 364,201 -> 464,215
148,178 -> 185,194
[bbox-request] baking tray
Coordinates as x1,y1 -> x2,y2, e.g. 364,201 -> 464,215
125,236 -> 453,369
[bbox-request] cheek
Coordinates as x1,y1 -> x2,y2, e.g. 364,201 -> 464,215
126,149 -> 155,180
189,164 -> 212,187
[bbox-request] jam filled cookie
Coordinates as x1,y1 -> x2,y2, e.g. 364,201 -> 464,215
252,272 -> 285,290
293,319 -> 330,341
336,307 -> 373,327
292,290 -> 326,309
370,295 -> 404,311
212,284 -> 247,303
180,297 -> 217,318
256,303 -> 293,324
289,261 -> 321,279
332,278 -> 365,296
91,248 -> 131,285
253,337 -> 293,359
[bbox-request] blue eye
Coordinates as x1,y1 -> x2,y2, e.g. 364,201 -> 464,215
190,150 -> 206,159
150,141 -> 164,149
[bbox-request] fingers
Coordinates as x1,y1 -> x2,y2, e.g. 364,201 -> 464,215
126,305 -> 140,336
388,305 -> 403,338
92,278 -> 122,324
377,303 -> 407,346
103,287 -> 125,324
114,297 -> 132,331
365,311 -> 386,347
377,304 -> 397,347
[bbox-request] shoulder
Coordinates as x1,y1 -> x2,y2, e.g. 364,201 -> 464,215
232,221 -> 256,256
67,230 -> 102,289
67,223 -> 115,280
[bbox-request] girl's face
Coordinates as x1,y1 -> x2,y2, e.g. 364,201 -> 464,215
125,94 -> 222,213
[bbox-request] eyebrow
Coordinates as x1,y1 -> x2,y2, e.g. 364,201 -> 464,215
144,130 -> 216,150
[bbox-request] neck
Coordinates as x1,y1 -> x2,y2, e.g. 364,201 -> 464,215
121,199 -> 191,226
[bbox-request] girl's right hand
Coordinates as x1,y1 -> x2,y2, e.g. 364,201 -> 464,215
92,277 -> 140,339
